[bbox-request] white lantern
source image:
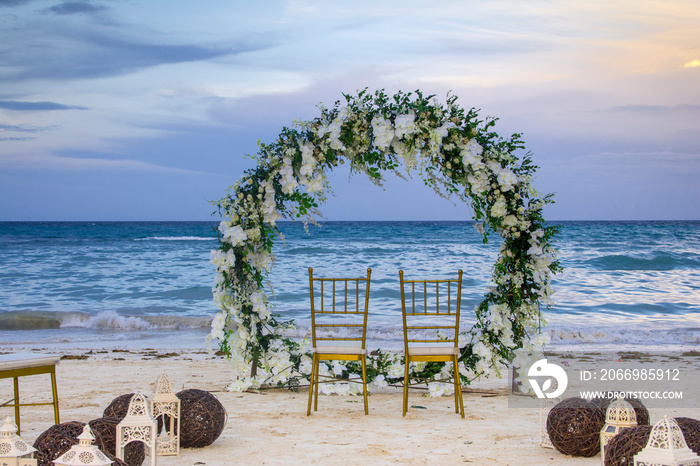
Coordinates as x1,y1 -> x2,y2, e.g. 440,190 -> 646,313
151,374 -> 180,456
600,396 -> 637,464
0,417 -> 37,466
634,416 -> 700,466
52,425 -> 111,466
116,393 -> 157,466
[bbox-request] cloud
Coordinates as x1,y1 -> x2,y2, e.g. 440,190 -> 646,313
0,152 -> 203,174
0,100 -> 89,111
1,6 -> 276,83
0,122 -> 59,133
0,137 -> 36,141
0,0 -> 32,6
684,59 -> 700,68
607,104 -> 700,114
1,26 -> 272,82
41,1 -> 109,15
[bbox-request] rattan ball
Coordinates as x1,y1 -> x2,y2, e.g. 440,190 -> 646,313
89,416 -> 145,466
103,393 -> 136,419
676,417 -> 700,455
103,392 -> 163,432
547,397 -> 605,457
32,421 -> 129,466
603,424 -> 652,466
176,388 -> 227,448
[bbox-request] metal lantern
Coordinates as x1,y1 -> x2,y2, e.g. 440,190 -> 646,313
116,392 -> 157,466
151,374 -> 180,456
601,396 -> 637,464
634,416 -> 700,466
52,425 -> 111,466
0,417 -> 37,466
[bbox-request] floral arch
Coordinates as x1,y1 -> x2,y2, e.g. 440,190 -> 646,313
210,89 -> 560,394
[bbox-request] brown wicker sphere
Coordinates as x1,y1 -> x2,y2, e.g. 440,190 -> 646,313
603,424 -> 652,466
547,397 -> 605,457
32,421 -> 129,466
176,388 -> 227,448
676,417 -> 700,455
103,393 -> 136,419
103,393 -> 163,433
89,416 -> 146,466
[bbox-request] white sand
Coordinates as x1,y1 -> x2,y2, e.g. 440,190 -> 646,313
3,348 -> 698,465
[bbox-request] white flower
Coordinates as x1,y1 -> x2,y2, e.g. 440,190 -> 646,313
490,197 -> 507,218
387,362 -> 405,378
250,291 -> 269,319
299,355 -> 313,375
305,173 -> 325,193
394,111 -> 416,139
428,382 -> 447,398
279,157 -> 298,194
497,169 -> 518,192
332,361 -> 347,376
369,374 -> 388,390
502,215 -> 518,229
462,139 -> 483,159
219,223 -> 247,246
371,115 -> 394,151
227,378 -> 253,392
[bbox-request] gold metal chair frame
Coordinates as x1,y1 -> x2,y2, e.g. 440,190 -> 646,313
307,267 -> 371,415
399,269 -> 465,418
0,353 -> 61,433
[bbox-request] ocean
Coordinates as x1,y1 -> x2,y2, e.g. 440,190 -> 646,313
1,221 -> 698,352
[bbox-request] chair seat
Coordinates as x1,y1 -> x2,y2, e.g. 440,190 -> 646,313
407,346 -> 459,356
314,346 -> 366,355
0,353 -> 61,371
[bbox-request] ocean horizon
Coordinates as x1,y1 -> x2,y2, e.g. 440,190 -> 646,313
1,220 -> 698,353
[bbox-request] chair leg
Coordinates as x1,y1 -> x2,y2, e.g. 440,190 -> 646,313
307,354 -> 316,416
454,356 -> 465,418
361,356 -> 368,415
313,357 -> 320,412
402,357 -> 410,417
13,376 -> 20,433
51,370 -> 60,425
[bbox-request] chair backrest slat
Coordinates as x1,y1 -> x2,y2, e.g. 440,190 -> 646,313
309,268 -> 372,349
399,269 -> 463,349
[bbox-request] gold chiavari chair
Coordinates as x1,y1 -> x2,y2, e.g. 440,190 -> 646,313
399,269 -> 465,418
307,267 -> 371,415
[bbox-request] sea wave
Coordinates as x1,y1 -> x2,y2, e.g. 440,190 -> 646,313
587,253 -> 699,271
0,310 -> 212,331
137,236 -> 215,241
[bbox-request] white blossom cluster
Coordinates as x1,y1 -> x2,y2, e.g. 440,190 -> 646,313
209,91 -> 559,396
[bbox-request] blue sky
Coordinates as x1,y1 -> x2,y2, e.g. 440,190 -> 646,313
1,0 -> 699,221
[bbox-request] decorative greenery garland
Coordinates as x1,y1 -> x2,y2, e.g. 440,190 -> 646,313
210,89 -> 560,394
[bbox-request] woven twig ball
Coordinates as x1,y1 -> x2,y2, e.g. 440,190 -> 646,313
176,388 -> 227,448
547,397 -> 605,457
676,417 -> 700,455
32,421 -> 129,466
103,392 -> 163,432
103,393 -> 135,419
603,424 -> 652,466
89,416 -> 145,466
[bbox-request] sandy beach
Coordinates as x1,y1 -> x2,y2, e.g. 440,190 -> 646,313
2,347 -> 698,466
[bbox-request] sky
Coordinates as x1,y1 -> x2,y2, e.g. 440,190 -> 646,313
1,0 -> 699,221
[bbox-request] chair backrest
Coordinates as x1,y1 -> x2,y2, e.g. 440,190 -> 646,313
308,267 -> 372,349
399,269 -> 463,350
